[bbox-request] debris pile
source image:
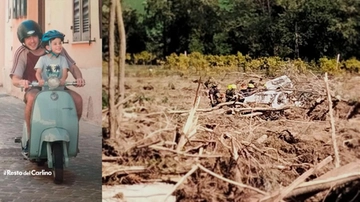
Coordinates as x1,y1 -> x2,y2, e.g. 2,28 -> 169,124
102,72 -> 360,201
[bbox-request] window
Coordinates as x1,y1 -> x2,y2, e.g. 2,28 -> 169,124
73,0 -> 90,42
12,0 -> 27,19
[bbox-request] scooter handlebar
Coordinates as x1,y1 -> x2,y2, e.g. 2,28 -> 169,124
20,81 -> 79,92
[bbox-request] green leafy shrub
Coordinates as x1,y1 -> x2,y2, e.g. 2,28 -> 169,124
122,51 -> 360,76
188,52 -> 209,72
292,58 -> 310,74
319,57 -> 342,74
342,57 -> 360,73
133,51 -> 156,65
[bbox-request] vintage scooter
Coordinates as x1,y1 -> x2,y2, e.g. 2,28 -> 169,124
14,77 -> 81,184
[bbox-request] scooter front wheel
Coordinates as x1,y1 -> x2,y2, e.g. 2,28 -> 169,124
52,142 -> 64,184
37,159 -> 46,166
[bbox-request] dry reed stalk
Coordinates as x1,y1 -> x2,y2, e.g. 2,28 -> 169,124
176,95 -> 201,152
324,73 -> 340,168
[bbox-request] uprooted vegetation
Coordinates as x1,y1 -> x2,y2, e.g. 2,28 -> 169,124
102,69 -> 360,202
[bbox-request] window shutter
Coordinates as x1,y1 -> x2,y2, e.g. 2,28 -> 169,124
73,0 -> 81,41
16,0 -> 20,17
13,0 -> 17,19
82,0 -> 90,41
20,0 -> 24,17
23,0 -> 27,16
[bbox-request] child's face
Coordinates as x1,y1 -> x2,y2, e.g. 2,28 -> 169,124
47,38 -> 63,54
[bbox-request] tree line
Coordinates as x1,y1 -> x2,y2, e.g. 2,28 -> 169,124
102,0 -> 360,63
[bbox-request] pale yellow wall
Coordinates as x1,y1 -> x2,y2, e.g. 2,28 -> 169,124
27,0 -> 39,21
0,0 -> 5,86
2,1 -> 21,95
2,0 -> 102,126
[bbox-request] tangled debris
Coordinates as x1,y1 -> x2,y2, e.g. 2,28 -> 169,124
102,72 -> 360,201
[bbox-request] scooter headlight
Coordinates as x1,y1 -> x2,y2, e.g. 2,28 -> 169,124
48,77 -> 60,89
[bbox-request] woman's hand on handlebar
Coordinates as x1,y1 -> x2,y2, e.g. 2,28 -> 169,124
19,79 -> 30,88
75,78 -> 86,87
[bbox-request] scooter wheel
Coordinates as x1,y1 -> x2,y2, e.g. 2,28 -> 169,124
37,160 -> 46,166
52,142 -> 64,184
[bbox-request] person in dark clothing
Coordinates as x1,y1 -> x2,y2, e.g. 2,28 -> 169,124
204,77 -> 216,89
208,83 -> 221,107
238,83 -> 248,102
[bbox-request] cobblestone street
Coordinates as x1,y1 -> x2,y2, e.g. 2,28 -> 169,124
0,89 -> 102,202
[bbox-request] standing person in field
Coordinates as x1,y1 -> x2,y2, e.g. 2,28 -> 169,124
35,30 -> 69,87
208,83 -> 221,107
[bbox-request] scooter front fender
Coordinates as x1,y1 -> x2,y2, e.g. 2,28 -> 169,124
38,128 -> 70,156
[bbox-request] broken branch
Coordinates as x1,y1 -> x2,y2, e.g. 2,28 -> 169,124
324,73 -> 340,167
149,145 -> 224,158
167,105 -> 290,114
163,165 -> 199,202
197,164 -> 268,196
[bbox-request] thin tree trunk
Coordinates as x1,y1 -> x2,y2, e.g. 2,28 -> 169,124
295,22 -> 299,59
108,0 -> 117,139
115,0 -> 126,138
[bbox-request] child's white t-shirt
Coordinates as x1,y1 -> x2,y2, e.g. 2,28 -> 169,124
34,54 -> 69,81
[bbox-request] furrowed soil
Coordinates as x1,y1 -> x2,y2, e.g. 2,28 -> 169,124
102,67 -> 360,202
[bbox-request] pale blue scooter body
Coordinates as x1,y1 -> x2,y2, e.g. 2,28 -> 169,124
21,85 -> 79,168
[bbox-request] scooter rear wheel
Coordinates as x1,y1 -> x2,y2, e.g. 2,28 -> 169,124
52,142 -> 64,184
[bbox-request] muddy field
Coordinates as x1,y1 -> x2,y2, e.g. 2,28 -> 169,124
102,68 -> 360,202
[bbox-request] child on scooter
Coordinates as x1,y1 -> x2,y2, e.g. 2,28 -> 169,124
34,30 -> 69,87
